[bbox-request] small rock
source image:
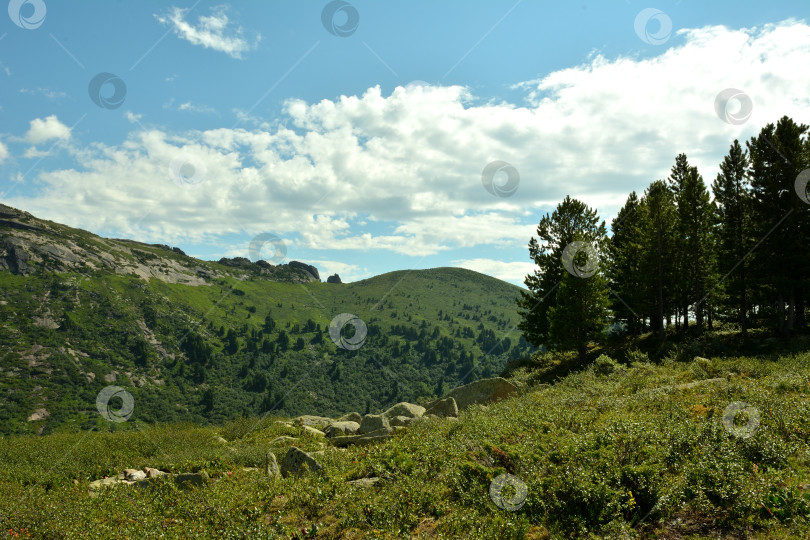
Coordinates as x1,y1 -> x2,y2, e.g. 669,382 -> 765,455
270,436 -> 298,445
292,415 -> 333,429
266,452 -> 280,480
348,477 -> 380,488
144,467 -> 167,478
281,447 -> 323,477
213,436 -> 228,444
123,469 -> 147,481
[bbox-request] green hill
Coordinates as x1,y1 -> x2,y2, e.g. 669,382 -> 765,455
0,204 -> 533,435
1,346 -> 808,538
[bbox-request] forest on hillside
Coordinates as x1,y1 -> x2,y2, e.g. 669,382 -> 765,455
518,116 -> 810,360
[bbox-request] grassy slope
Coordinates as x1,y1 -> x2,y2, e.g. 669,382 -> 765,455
0,264 -> 529,434
1,340 -> 809,538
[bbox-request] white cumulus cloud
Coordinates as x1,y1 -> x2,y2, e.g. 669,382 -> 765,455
24,115 -> 71,145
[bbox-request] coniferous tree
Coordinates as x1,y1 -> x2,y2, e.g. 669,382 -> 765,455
609,192 -> 647,334
748,117 -> 810,333
712,139 -> 752,334
518,196 -> 610,361
639,180 -> 677,340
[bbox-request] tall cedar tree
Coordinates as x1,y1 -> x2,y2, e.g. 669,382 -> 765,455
609,192 -> 648,333
748,117 -> 810,333
711,140 -> 752,334
517,196 -> 610,361
640,180 -> 677,340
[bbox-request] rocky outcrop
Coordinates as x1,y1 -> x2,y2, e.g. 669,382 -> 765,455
426,377 -> 519,412
327,273 -> 342,283
323,421 -> 360,437
359,414 -> 390,434
288,261 -> 320,281
382,402 -> 425,420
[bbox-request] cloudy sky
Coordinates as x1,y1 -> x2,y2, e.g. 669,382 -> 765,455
1,1 -> 808,285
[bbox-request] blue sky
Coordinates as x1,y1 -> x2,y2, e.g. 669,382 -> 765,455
1,1 -> 809,285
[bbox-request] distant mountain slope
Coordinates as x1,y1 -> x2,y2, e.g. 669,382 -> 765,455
0,205 -> 533,435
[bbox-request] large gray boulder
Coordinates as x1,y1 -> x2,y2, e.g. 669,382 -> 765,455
359,413 -> 390,434
281,447 -> 323,477
292,415 -> 333,429
428,377 -> 519,411
382,402 -> 425,420
323,421 -> 360,437
425,396 -> 458,418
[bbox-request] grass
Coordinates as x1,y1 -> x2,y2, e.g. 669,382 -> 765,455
1,346 -> 809,538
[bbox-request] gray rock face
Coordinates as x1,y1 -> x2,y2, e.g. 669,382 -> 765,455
428,377 -> 519,411
323,421 -> 360,437
281,446 -> 323,477
359,414 -> 390,434
388,415 -> 415,427
382,402 -> 425,420
287,261 -> 320,281
326,273 -> 342,283
425,396 -> 459,418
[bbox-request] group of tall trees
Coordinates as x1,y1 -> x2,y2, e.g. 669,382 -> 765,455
518,116 -> 810,360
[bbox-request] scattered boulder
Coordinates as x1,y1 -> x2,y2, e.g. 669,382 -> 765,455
326,273 -> 342,284
281,446 -> 323,477
293,415 -> 333,429
123,469 -> 147,481
331,426 -> 406,447
429,377 -> 519,411
270,436 -> 298,446
425,396 -> 458,418
266,452 -> 280,480
26,408 -> 49,422
302,425 -> 326,438
323,421 -> 360,437
382,402 -> 425,420
144,467 -> 166,479
213,436 -> 228,444
348,477 -> 380,488
360,414 -> 390,434
338,412 -> 363,423
388,415 -> 415,428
